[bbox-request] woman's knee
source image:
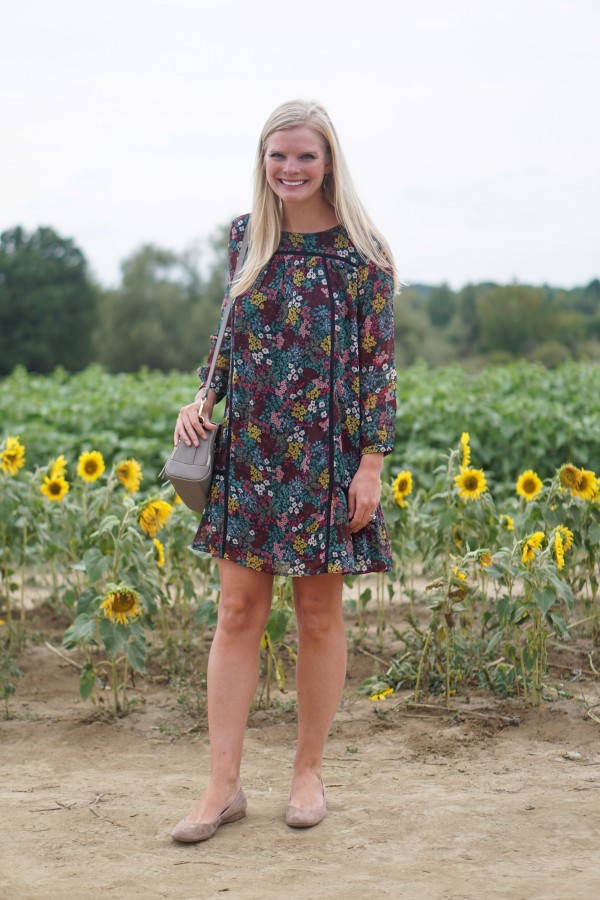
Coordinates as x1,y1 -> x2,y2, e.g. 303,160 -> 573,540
217,591 -> 270,636
294,588 -> 344,641
216,560 -> 273,636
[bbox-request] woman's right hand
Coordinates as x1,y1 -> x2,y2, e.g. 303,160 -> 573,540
174,401 -> 218,448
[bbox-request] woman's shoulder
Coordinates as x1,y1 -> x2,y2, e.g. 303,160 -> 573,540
230,213 -> 251,241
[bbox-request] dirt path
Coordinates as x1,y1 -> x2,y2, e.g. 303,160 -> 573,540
2,639 -> 600,900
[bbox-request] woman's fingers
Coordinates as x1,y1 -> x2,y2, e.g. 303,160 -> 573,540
347,474 -> 380,532
347,492 -> 377,532
173,406 -> 217,447
349,505 -> 375,533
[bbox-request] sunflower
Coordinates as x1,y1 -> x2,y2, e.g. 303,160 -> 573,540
369,687 -> 394,701
173,492 -> 183,504
460,432 -> 471,468
555,525 -> 574,552
516,469 -> 543,502
1,436 -> 26,476
553,531 -> 565,570
558,463 -> 580,490
480,551 -> 493,568
77,450 -> 105,482
40,475 -> 69,502
392,470 -> 413,507
116,458 -> 143,493
49,454 -> 68,479
500,514 -> 515,531
153,538 -> 165,568
454,467 -> 487,501
571,469 -> 598,501
521,531 -> 545,565
100,587 -> 143,626
139,499 -> 173,537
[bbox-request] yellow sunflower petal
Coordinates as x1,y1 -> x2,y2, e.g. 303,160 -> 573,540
139,500 -> 173,537
1,436 -> 26,476
100,587 -> 142,626
40,475 -> 70,502
77,450 -> 105,482
516,469 -> 543,502
454,467 -> 487,501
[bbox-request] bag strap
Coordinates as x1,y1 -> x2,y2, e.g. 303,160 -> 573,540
198,220 -> 251,408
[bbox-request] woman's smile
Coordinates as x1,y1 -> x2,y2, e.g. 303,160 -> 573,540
279,179 -> 307,188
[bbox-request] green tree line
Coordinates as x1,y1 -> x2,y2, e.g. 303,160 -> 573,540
397,279 -> 600,368
1,224 -> 599,376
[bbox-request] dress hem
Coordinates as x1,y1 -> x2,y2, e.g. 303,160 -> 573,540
189,542 -> 392,578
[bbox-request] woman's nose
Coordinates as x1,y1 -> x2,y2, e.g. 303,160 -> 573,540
283,159 -> 300,175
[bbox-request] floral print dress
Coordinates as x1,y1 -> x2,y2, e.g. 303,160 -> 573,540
192,213 -> 397,576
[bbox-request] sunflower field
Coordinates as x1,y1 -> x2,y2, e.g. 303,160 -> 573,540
1,360 -> 598,715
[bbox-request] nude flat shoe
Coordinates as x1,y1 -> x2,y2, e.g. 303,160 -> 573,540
285,779 -> 326,828
171,786 -> 247,843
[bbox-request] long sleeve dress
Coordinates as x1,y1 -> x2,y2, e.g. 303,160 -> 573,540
191,213 -> 397,577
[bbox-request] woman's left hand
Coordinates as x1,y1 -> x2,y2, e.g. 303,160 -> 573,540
347,456 -> 383,533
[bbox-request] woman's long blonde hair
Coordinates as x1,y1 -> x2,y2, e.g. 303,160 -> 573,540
231,99 -> 399,297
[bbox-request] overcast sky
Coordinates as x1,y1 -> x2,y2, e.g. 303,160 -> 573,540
2,0 -> 598,290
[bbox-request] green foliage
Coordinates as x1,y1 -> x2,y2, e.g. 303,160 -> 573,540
392,360 -> 600,492
399,278 -> 600,366
0,653 -> 23,718
426,283 -> 455,327
93,243 -> 226,373
1,363 -> 598,713
0,226 -> 98,375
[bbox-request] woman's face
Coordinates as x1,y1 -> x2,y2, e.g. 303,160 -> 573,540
264,125 -> 332,208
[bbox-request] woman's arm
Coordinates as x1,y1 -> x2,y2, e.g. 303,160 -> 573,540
173,218 -> 247,448
347,262 -> 397,532
356,261 -> 397,456
196,217 -> 248,407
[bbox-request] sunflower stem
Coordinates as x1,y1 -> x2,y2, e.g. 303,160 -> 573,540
444,623 -> 452,708
517,628 -> 528,703
20,523 -> 27,628
121,656 -> 129,710
414,629 -> 431,703
356,574 -> 364,635
265,644 -> 272,707
479,572 -> 488,639
376,572 -> 384,652
111,657 -> 120,715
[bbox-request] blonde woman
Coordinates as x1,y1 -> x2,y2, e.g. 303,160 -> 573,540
171,99 -> 398,841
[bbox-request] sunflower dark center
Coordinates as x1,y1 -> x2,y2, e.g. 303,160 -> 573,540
111,592 -> 136,613
464,475 -> 478,490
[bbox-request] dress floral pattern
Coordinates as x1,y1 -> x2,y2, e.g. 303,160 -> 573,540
191,213 -> 397,576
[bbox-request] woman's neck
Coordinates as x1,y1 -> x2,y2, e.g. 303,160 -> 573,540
280,199 -> 339,234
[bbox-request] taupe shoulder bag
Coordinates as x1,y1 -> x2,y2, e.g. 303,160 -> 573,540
158,221 -> 250,514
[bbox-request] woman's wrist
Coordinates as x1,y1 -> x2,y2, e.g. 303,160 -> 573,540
193,388 -> 215,415
359,452 -> 384,471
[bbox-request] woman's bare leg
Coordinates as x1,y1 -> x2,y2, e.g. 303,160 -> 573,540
184,558 -> 273,823
290,572 -> 346,808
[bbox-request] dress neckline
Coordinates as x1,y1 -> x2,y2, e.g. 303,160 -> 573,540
280,223 -> 343,237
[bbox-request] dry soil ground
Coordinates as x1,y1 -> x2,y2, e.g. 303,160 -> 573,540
2,606 -> 600,900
